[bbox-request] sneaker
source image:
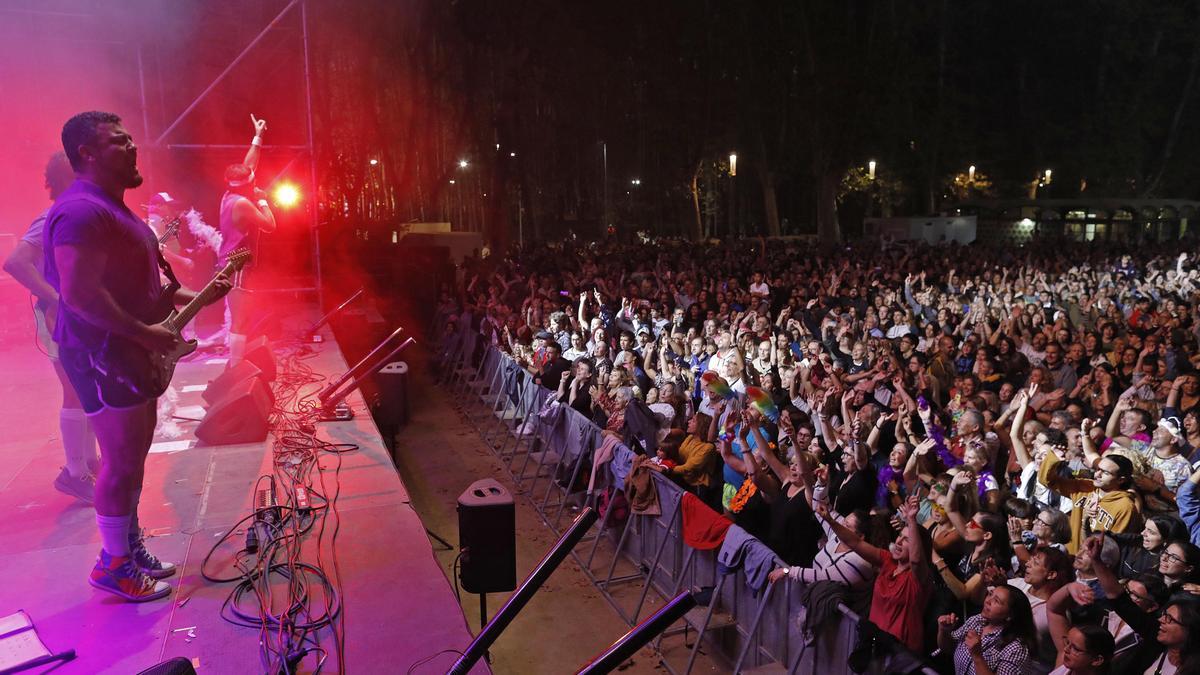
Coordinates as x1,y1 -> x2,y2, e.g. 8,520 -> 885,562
89,550 -> 171,602
129,532 -> 177,579
53,467 -> 95,504
86,456 -> 101,475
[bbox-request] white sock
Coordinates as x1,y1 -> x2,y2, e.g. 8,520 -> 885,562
60,408 -> 92,477
96,513 -> 131,557
230,333 -> 247,363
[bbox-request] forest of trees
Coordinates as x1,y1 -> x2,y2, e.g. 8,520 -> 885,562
308,0 -> 1200,246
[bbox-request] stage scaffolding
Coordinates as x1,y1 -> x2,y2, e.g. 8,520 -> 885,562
143,0 -> 324,308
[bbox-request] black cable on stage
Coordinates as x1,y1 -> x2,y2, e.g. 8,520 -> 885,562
199,324 -> 357,674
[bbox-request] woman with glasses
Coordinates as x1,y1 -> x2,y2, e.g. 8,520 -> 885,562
1157,540 -> 1200,590
1011,506 -> 1073,568
1109,515 -> 1189,579
937,583 -> 1037,675
1115,595 -> 1200,674
932,471 -> 1014,613
1049,624 -> 1115,675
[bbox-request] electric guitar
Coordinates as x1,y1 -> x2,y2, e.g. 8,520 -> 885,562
33,215 -> 181,336
93,248 -> 251,398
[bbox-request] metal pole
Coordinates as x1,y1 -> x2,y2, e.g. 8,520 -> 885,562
136,43 -> 152,171
602,141 -> 608,230
301,0 -> 324,310
449,508 -> 599,675
153,0 -> 302,146
576,592 -> 697,675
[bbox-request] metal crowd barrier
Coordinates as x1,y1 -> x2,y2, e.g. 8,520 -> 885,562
437,338 -> 936,675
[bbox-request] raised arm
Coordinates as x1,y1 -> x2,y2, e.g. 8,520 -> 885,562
1080,418 -> 1103,470
242,115 -> 267,172
1008,386 -> 1033,467
901,494 -> 929,577
815,500 -> 883,567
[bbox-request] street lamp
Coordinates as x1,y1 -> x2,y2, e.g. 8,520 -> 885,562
868,160 -> 877,180
728,153 -> 737,177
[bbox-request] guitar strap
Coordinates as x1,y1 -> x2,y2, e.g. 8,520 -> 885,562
155,246 -> 182,298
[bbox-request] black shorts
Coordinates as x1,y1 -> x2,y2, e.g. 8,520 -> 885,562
59,347 -> 149,414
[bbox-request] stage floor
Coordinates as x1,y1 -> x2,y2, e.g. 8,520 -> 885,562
0,308 -> 484,674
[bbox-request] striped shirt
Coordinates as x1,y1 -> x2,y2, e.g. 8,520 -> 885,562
788,487 -> 875,589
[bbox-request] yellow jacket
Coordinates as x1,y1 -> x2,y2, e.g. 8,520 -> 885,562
670,435 -> 717,488
1038,452 -> 1141,554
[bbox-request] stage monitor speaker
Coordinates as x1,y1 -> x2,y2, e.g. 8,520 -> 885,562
457,478 -> 516,594
374,361 -> 410,428
202,360 -> 264,406
195,376 -> 272,445
137,657 -> 197,675
243,336 -> 276,382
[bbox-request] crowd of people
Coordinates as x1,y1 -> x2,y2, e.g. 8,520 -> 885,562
438,234 -> 1200,674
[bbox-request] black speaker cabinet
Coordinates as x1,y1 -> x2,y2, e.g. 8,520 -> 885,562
374,361 -> 410,427
202,360 -> 265,406
195,376 -> 272,445
457,478 -> 516,594
243,336 -> 276,382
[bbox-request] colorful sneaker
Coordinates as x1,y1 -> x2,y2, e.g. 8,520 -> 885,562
53,467 -> 95,504
89,550 -> 171,602
129,532 -> 177,579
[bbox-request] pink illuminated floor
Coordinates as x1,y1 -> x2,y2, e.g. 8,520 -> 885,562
0,307 -> 484,674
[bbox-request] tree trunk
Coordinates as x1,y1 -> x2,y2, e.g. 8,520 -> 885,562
816,171 -> 841,242
761,177 -> 781,237
1143,21 -> 1200,197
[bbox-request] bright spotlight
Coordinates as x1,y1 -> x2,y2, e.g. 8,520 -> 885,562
369,158 -> 379,166
273,182 -> 301,208
458,159 -> 469,168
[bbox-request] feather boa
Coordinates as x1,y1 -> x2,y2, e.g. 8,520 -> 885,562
876,465 -> 904,507
184,208 -> 222,253
976,469 -> 995,497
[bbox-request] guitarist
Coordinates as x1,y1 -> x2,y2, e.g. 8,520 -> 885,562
218,114 -> 275,363
2,151 -> 100,504
44,111 -> 232,602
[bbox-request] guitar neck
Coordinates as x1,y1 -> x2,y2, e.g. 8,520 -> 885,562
164,259 -> 239,333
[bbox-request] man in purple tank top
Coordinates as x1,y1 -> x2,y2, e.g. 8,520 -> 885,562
218,115 -> 276,363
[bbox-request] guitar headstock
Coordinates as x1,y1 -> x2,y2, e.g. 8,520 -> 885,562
227,248 -> 253,271
156,216 -> 181,245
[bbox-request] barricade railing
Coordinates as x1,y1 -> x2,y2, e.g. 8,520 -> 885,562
443,338 -> 936,674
